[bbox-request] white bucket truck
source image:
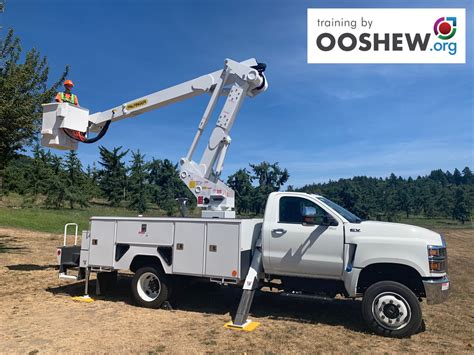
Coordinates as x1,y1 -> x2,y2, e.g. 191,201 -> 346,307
44,58 -> 449,338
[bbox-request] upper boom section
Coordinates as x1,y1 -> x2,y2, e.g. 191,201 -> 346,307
88,58 -> 261,130
41,58 -> 265,151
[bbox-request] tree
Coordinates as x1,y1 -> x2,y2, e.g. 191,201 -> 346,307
397,177 -> 414,218
250,161 -> 289,191
0,29 -> 68,194
250,161 -> 289,214
462,167 -> 473,185
44,155 -> 66,209
63,150 -> 89,209
452,168 -> 463,185
97,146 -> 128,207
381,173 -> 401,221
3,155 -> 32,194
25,143 -> 52,202
84,163 -> 101,200
148,158 -> 191,216
294,167 -> 474,222
227,168 -> 254,214
429,169 -> 448,186
452,187 -> 471,224
127,150 -> 148,213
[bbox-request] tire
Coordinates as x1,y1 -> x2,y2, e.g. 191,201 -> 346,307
131,266 -> 170,309
361,281 -> 422,338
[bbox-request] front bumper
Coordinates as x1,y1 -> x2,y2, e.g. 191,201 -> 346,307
423,275 -> 450,305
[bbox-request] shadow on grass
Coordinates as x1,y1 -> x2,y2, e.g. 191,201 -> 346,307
46,274 -> 368,334
0,234 -> 27,254
6,263 -> 57,271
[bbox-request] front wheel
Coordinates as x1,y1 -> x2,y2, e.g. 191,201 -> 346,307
131,266 -> 170,308
361,281 -> 422,338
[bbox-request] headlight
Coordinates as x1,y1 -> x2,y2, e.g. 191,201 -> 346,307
428,247 -> 446,258
428,245 -> 447,273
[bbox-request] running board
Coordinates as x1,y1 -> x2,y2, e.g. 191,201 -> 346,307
280,292 -> 334,302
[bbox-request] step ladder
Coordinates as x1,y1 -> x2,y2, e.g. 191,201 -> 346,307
58,223 -> 81,281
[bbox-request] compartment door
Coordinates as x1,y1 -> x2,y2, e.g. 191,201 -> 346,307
88,221 -> 116,267
172,222 -> 205,276
205,223 -> 240,278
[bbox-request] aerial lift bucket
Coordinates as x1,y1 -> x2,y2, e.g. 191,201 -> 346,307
41,103 -> 89,151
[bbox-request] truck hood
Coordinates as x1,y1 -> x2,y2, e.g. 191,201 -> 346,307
345,220 -> 443,246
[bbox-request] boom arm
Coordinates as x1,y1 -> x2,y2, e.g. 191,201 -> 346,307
41,58 -> 268,218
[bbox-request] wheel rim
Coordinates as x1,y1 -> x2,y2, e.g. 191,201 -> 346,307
137,272 -> 161,302
371,291 -> 412,330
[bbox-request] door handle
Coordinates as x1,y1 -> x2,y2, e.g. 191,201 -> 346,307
272,228 -> 287,235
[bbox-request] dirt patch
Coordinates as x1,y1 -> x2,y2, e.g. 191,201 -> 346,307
0,227 -> 473,353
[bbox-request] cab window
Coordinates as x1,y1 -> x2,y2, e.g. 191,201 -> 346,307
279,196 -> 327,224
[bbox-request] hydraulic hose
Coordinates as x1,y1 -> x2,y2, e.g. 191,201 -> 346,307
63,120 -> 111,144
251,62 -> 267,91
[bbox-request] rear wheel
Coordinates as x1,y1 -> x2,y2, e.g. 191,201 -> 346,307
361,281 -> 422,338
131,266 -> 170,308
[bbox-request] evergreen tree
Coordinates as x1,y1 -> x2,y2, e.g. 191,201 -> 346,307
63,150 -> 88,209
429,169 -> 448,186
398,177 -> 414,218
0,29 -> 68,194
97,146 -> 128,207
25,143 -> 52,202
127,150 -> 148,213
44,155 -> 66,209
382,173 -> 400,221
84,163 -> 101,200
462,167 -> 473,185
148,159 -> 190,216
3,155 -> 32,194
452,168 -> 463,185
294,167 -> 473,222
434,186 -> 454,218
452,186 -> 471,224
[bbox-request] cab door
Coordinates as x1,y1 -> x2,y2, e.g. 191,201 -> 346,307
263,195 -> 344,279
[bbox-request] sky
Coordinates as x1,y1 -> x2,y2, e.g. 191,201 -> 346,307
1,0 -> 473,187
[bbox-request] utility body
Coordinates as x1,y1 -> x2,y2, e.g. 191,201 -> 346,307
45,58 -> 449,338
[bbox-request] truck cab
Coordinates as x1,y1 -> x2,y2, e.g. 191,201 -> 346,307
260,191 -> 449,337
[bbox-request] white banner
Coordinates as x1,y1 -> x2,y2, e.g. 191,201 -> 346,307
307,8 -> 466,64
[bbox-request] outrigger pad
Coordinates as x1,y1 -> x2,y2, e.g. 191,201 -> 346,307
223,320 -> 260,332
71,295 -> 94,303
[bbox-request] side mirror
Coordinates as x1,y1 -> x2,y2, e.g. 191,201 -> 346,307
302,206 -> 317,218
322,214 -> 339,226
302,206 -> 317,225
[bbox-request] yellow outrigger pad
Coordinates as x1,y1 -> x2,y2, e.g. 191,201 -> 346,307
224,320 -> 260,332
71,295 -> 94,303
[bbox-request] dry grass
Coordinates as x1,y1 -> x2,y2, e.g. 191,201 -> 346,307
0,227 -> 472,353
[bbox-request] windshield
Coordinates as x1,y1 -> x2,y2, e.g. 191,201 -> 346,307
317,196 -> 362,223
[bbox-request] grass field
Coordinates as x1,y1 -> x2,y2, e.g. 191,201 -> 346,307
0,205 -> 167,234
0,193 -> 471,234
0,194 -> 178,234
399,216 -> 473,229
